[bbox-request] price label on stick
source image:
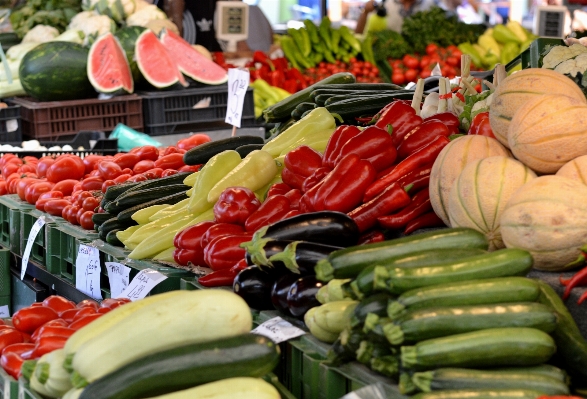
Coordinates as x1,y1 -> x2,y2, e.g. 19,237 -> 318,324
105,262 -> 131,299
251,316 -> 306,344
225,68 -> 250,129
75,244 -> 102,300
117,268 -> 167,302
0,305 -> 9,318
21,217 -> 45,280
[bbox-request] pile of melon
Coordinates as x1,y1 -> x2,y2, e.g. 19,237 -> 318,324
430,68 -> 587,271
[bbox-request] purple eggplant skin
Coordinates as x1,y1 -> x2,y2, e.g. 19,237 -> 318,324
271,273 -> 299,315
233,266 -> 281,311
245,240 -> 293,266
287,275 -> 324,319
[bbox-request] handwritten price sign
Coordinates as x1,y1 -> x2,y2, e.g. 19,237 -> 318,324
105,262 -> 131,298
75,244 -> 102,300
225,68 -> 250,128
117,268 -> 167,301
251,316 -> 306,344
21,217 -> 45,280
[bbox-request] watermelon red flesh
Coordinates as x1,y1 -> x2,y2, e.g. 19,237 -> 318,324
87,32 -> 134,94
135,29 -> 187,89
160,29 -> 228,85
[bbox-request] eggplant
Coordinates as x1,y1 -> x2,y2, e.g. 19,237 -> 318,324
268,240 -> 342,275
271,273 -> 299,315
245,239 -> 293,267
233,266 -> 281,310
287,275 -> 324,319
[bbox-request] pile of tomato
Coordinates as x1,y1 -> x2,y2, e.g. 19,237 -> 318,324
389,43 -> 474,85
0,295 -> 130,380
305,58 -> 382,85
0,134 -> 211,230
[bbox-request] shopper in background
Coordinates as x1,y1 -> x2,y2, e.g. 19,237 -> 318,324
354,0 -> 438,34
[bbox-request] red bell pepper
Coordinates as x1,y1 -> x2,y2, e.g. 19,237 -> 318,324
347,182 -> 412,233
364,135 -> 450,202
395,165 -> 432,193
403,211 -> 445,235
269,69 -> 285,88
203,233 -> 253,271
283,79 -> 298,94
1,351 -> 24,379
373,101 -> 423,147
253,50 -> 274,69
396,119 -> 451,160
282,167 -> 306,191
299,178 -> 325,213
468,112 -> 495,138
198,259 -> 249,288
173,248 -> 208,267
284,188 -> 302,210
377,188 -> 432,229
313,153 -> 377,213
358,230 -> 386,245
273,57 -> 289,71
424,112 -> 460,135
212,52 -> 227,67
283,209 -> 303,219
213,187 -> 261,226
174,220 -> 217,250
336,125 -> 397,172
301,167 -> 331,193
32,335 -> 68,357
201,223 -> 245,248
286,67 -> 307,89
370,100 -> 410,124
284,145 -> 323,177
322,125 -> 361,169
266,182 -> 292,198
245,195 -> 292,233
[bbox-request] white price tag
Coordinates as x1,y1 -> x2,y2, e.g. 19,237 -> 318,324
117,268 -> 167,301
225,68 -> 250,128
6,119 -> 17,133
251,316 -> 306,344
21,217 -> 45,280
105,262 -> 131,299
0,305 -> 9,318
75,244 -> 102,300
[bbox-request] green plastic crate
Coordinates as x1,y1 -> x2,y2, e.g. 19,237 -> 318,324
0,367 -> 18,399
264,373 -> 298,399
0,195 -> 34,254
0,248 -> 10,296
18,379 -> 42,399
49,224 -> 99,284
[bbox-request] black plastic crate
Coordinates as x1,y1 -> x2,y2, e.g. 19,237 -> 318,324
138,85 -> 258,136
0,104 -> 21,142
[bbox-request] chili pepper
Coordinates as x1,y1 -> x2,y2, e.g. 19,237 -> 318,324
559,276 -> 572,286
577,290 -> 587,305
174,220 -> 216,250
373,101 -> 423,146
358,230 -> 386,245
403,211 -> 445,235
336,125 -> 397,172
204,233 -> 254,271
12,306 -> 59,335
468,112 -> 495,138
285,145 -> 323,178
245,195 -> 292,233
314,153 -> 377,213
322,125 -> 361,169
562,267 -> 587,300
285,188 -> 302,210
364,135 -> 450,202
347,182 -> 411,233
319,16 -> 333,50
302,166 -> 330,193
267,182 -> 292,198
68,314 -> 102,331
198,267 -> 241,288
32,335 -> 68,357
377,188 -> 432,230
201,223 -> 245,248
395,165 -> 432,193
1,351 -> 24,379
396,120 -> 451,160
424,112 -> 460,135
280,35 -> 303,70
212,186 -> 261,225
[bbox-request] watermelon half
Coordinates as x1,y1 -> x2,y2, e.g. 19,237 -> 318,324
160,29 -> 228,85
87,32 -> 134,94
114,25 -> 146,83
135,29 -> 187,89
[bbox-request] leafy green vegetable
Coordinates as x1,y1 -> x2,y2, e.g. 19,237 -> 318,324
10,0 -> 81,38
371,29 -> 412,61
459,90 -> 492,131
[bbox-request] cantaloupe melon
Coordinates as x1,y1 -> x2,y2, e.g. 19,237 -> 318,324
500,175 -> 587,271
556,155 -> 587,184
430,135 -> 511,227
508,94 -> 587,175
489,68 -> 586,148
448,156 -> 537,251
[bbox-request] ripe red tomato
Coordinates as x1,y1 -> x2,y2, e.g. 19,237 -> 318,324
178,165 -> 201,173
16,178 -> 39,201
42,296 -> 76,314
426,43 -> 439,55
161,169 -> 178,177
404,69 -> 419,84
82,155 -> 104,174
0,329 -> 24,354
52,179 -> 79,196
113,174 -> 132,184
44,199 -> 71,217
132,145 -> 159,161
176,134 -> 211,151
132,160 -> 155,174
402,55 -> 420,70
82,196 -> 100,212
12,306 -> 59,334
76,207 -> 86,225
0,181 -> 6,196
126,174 -> 148,183
98,161 -> 122,180
24,182 -> 54,204
101,180 -> 116,193
1,162 -> 20,177
46,156 -> 85,183
114,153 -> 140,170
143,168 -> 163,179
391,72 -> 405,85
154,153 -> 185,170
62,205 -> 79,224
79,211 -> 95,230
18,164 -> 36,174
80,176 -> 104,191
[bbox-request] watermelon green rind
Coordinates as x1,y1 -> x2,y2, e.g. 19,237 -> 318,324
114,25 -> 146,83
19,41 -> 95,102
160,28 -> 228,85
87,32 -> 134,94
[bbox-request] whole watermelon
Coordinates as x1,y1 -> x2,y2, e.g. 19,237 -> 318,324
114,25 -> 146,84
19,41 -> 95,102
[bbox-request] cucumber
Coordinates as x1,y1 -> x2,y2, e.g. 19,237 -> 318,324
183,136 -> 264,166
387,277 -> 541,319
383,302 -> 557,345
291,102 -> 317,120
401,327 -> 556,371
315,83 -> 404,91
410,389 -> 547,399
91,212 -> 114,227
235,144 -> 264,158
107,185 -> 188,214
263,72 -> 355,122
117,172 -> 190,197
98,218 -> 135,241
104,182 -> 140,201
325,92 -> 416,119
105,230 -> 123,247
77,334 -> 279,399
314,228 -> 488,281
410,368 -> 569,395
350,248 -> 488,298
536,279 -> 587,387
323,93 -> 398,107
117,192 -> 188,224
349,292 -> 393,328
377,248 -> 532,295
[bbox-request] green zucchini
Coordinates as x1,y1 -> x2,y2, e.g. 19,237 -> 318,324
98,218 -> 135,241
116,192 -> 189,224
349,292 -> 393,328
410,368 -> 569,395
106,184 -> 188,214
314,227 -> 488,281
370,355 -> 400,378
536,279 -> 587,387
316,83 -> 404,91
410,389 -> 546,399
383,302 -> 557,345
376,248 -> 533,295
494,365 -> 569,384
104,182 -> 140,201
265,118 -> 296,141
401,327 -> 556,371
387,277 -> 541,319
235,144 -> 264,158
326,327 -> 364,366
262,72 -> 355,122
91,212 -> 114,227
350,248 -> 488,299
116,172 -> 190,197
356,340 -> 393,365
77,334 -> 280,399
310,89 -> 375,102
325,92 -> 416,119
183,136 -> 264,166
323,92 -> 399,107
105,230 -> 123,247
291,102 -> 317,119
